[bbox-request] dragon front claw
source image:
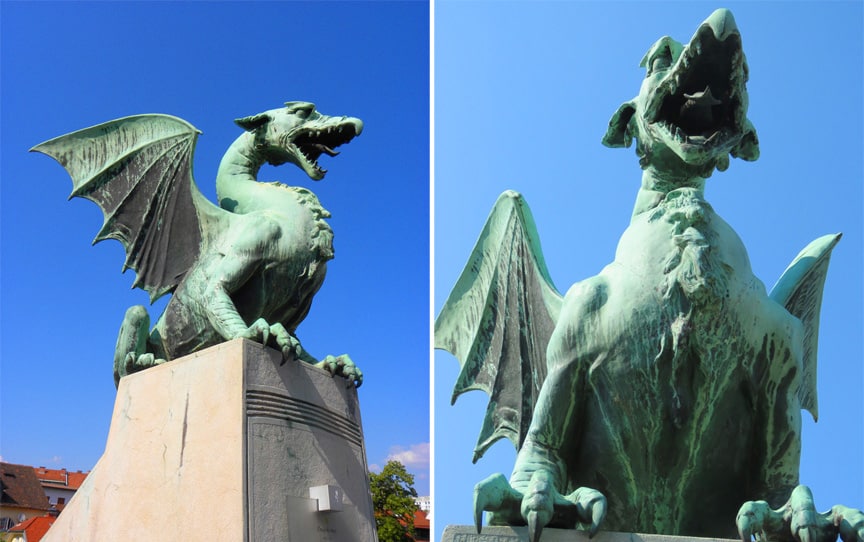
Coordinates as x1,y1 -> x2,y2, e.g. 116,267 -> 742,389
791,489 -> 835,542
473,473 -> 523,533
738,486 -> 862,542
569,486 -> 607,537
522,470 -> 556,542
121,352 -> 166,381
314,354 -> 363,388
472,470 -> 606,542
737,500 -> 775,542
831,506 -> 864,542
240,317 -> 272,345
239,320 -> 305,365
267,323 -> 302,363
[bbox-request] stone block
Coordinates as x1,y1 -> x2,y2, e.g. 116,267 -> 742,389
42,339 -> 376,542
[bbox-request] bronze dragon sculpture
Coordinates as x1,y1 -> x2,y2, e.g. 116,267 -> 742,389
436,9 -> 863,542
33,102 -> 364,387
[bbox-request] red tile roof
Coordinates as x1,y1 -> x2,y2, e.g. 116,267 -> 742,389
413,509 -> 429,529
8,514 -> 57,542
32,467 -> 88,490
391,509 -> 430,541
1,463 -> 49,511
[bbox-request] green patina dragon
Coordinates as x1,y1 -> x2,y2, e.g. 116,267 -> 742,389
436,9 -> 862,542
33,102 -> 364,388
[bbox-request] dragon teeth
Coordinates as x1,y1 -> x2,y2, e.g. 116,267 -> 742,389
732,50 -> 743,68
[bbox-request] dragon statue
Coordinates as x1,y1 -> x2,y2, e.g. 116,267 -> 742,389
436,9 -> 863,542
33,102 -> 365,388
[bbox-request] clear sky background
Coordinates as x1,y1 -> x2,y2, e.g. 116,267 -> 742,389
435,2 -> 862,541
0,2 -> 429,495
1,1 -> 862,539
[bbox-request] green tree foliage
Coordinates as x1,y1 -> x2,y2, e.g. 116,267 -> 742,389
369,460 -> 419,542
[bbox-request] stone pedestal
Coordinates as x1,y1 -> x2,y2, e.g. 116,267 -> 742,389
43,339 -> 376,542
442,526 -> 738,542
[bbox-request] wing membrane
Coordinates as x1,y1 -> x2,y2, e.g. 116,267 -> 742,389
436,191 -> 562,461
33,115 -> 206,302
769,233 -> 841,421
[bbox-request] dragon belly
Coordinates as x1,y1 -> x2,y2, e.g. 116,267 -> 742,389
572,299 -> 797,536
156,204 -> 332,359
557,193 -> 804,536
235,251 -> 329,333
223,210 -> 331,334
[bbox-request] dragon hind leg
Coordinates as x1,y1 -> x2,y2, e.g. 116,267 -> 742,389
112,305 -> 165,387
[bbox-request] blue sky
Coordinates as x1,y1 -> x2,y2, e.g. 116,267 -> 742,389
0,1 -> 429,495
1,1 -> 862,539
434,2 -> 862,541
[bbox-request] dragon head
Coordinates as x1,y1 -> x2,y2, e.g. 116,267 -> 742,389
235,101 -> 363,181
603,9 -> 759,178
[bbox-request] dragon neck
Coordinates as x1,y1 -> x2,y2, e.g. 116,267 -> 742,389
214,132 -> 335,262
631,167 -> 706,219
215,132 -> 270,213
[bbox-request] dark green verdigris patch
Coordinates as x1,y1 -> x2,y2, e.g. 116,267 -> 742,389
33,102 -> 364,388
436,10 -> 862,542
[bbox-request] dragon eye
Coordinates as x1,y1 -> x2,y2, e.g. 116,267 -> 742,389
646,47 -> 673,78
652,55 -> 671,73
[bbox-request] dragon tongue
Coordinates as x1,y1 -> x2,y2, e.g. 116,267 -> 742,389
683,85 -> 722,106
315,143 -> 340,157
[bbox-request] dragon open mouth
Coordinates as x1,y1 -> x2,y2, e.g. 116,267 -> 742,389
603,9 -> 759,174
646,21 -> 748,159
291,120 -> 362,179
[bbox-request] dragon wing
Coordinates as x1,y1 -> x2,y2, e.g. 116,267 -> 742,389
435,190 -> 563,462
32,114 -> 213,303
769,233 -> 842,422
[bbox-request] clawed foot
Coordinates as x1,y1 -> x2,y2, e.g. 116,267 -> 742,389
114,304 -> 162,386
738,486 -> 864,542
314,354 -> 363,388
832,506 -> 864,542
240,319 -> 304,362
271,323 -> 303,363
241,319 -> 291,353
474,471 -> 606,542
240,320 -> 362,387
116,352 -> 166,383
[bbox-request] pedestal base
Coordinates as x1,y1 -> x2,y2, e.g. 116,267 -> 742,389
442,526 -> 738,542
43,339 -> 376,542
